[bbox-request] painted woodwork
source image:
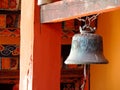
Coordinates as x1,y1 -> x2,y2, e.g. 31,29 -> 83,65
41,0 -> 120,23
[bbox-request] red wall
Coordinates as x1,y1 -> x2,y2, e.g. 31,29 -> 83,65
33,1 -> 61,90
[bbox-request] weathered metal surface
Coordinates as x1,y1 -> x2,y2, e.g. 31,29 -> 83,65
64,33 -> 108,64
41,0 -> 120,23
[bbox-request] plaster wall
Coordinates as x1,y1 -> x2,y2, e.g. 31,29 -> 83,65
20,0 -> 34,90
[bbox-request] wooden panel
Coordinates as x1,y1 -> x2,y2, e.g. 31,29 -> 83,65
61,68 -> 83,79
0,70 -> 19,84
61,68 -> 83,90
41,0 -> 120,23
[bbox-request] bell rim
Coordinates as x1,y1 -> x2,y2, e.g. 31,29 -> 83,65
64,59 -> 109,64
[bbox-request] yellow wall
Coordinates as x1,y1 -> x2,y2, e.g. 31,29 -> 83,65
91,9 -> 120,90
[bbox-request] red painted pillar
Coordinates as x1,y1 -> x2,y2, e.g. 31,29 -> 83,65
33,1 -> 61,90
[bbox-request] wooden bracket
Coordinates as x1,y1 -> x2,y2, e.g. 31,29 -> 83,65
41,0 -> 120,23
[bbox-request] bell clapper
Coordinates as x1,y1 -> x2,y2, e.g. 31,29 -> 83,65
81,64 -> 90,90
81,64 -> 87,90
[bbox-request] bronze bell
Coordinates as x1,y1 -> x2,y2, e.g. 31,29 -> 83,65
64,31 -> 108,64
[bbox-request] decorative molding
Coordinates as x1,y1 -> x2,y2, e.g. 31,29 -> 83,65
0,0 -> 20,10
0,44 -> 19,57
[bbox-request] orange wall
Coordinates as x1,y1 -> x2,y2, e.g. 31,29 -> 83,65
91,9 -> 120,90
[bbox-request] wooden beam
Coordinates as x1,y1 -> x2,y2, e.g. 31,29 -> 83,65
41,0 -> 120,23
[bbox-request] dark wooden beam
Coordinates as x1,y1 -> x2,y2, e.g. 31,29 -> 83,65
41,0 -> 120,23
0,10 -> 21,14
0,70 -> 19,84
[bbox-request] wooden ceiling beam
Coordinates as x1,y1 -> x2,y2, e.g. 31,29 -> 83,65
41,0 -> 120,23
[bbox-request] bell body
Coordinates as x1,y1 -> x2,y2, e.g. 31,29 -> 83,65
65,33 -> 108,64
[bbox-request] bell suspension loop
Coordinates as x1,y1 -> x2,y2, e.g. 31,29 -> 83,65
77,14 -> 99,34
